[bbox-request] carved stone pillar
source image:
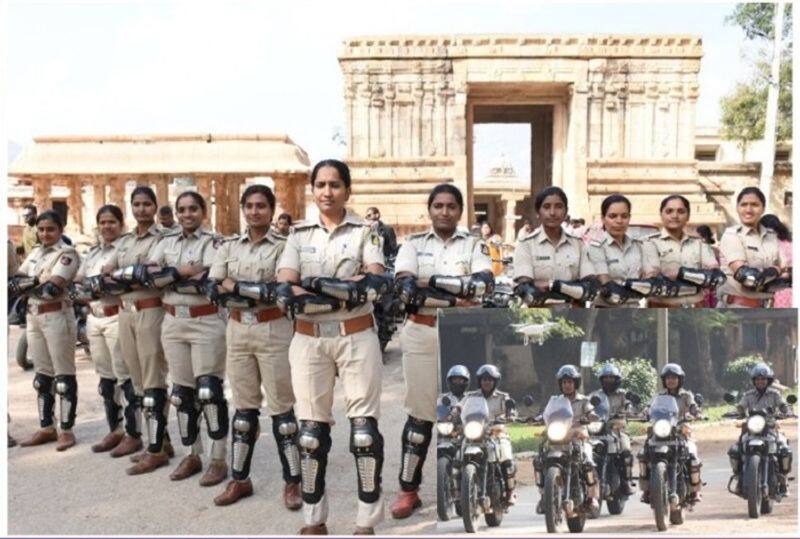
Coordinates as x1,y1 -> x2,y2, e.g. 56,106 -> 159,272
196,175 -> 213,228
109,177 -> 126,209
93,180 -> 106,210
155,175 -> 170,207
213,177 -> 227,234
67,177 -> 83,234
32,176 -> 51,211
226,176 -> 243,235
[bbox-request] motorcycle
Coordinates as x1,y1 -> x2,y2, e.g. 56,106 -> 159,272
587,391 -> 641,518
457,393 -> 514,533
483,274 -> 515,309
437,395 -> 463,521
638,394 -> 702,532
533,395 -> 593,533
723,392 -> 797,518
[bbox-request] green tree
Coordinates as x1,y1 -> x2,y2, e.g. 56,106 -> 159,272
725,3 -> 793,41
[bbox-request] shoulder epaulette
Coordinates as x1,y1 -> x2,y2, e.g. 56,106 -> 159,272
293,220 -> 315,230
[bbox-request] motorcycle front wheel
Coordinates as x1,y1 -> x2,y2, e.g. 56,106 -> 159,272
460,462 -> 481,533
544,466 -> 563,533
745,454 -> 761,519
651,461 -> 669,531
437,456 -> 453,522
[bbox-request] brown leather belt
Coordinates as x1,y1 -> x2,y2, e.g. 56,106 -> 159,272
409,313 -> 437,327
121,297 -> 163,312
725,295 -> 764,308
230,307 -> 284,324
294,313 -> 374,338
92,304 -> 120,318
164,303 -> 219,318
27,301 -> 64,315
648,299 -> 705,309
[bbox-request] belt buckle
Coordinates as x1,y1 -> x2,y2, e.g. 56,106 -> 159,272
92,305 -> 104,318
122,300 -> 137,312
317,321 -> 341,338
28,303 -> 39,315
175,305 -> 191,318
241,310 -> 257,325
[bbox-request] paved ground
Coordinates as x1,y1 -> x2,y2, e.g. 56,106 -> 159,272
7,327 -> 435,535
436,423 -> 799,535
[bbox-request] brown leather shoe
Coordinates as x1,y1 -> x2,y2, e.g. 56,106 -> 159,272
299,524 -> 328,535
170,455 -> 203,481
284,481 -> 302,511
214,479 -> 253,506
129,439 -> 174,461
199,459 -> 228,486
126,451 -> 169,475
92,431 -> 124,453
56,431 -> 77,452
390,489 -> 421,519
163,438 -> 176,458
110,435 -> 143,458
353,527 -> 375,535
19,428 -> 57,447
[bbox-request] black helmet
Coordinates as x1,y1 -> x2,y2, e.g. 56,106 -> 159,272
446,365 -> 471,396
476,364 -> 501,382
750,362 -> 774,387
556,364 -> 582,391
660,363 -> 685,389
598,363 -> 622,392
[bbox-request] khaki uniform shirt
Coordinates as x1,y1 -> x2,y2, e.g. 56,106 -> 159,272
277,212 -> 385,322
209,229 -> 286,305
149,228 -> 220,307
18,239 -> 80,304
719,224 -> 786,299
463,389 -> 511,421
395,228 -> 492,315
22,224 -> 38,256
585,232 -> 645,307
737,387 -> 788,415
642,229 -> 717,276
513,226 -> 591,282
106,224 -> 166,302
589,388 -> 630,416
658,389 -> 697,418
76,242 -> 121,310
567,392 -> 595,427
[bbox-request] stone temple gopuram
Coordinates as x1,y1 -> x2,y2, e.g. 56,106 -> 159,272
337,34 -> 792,236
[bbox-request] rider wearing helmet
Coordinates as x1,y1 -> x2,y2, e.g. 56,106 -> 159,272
440,365 -> 470,405
589,363 -> 635,495
728,362 -> 793,495
463,364 -> 517,504
639,363 -> 703,503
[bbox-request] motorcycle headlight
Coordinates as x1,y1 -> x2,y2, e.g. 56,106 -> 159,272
653,419 -> 672,438
547,421 -> 569,442
464,421 -> 484,441
588,421 -> 603,434
436,422 -> 454,436
747,415 -> 766,435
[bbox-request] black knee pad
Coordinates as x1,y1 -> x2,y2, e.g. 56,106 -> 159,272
350,416 -> 384,503
779,444 -> 793,475
197,375 -> 229,440
298,421 -> 332,504
728,443 -> 741,472
170,384 -> 201,446
231,409 -> 260,481
33,373 -> 55,428
120,379 -> 141,437
272,410 -> 300,483
98,378 -> 122,432
398,416 -> 433,491
143,388 -> 168,453
54,375 -> 78,430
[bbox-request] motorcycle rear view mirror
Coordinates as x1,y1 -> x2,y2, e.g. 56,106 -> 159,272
589,395 -> 601,406
625,391 -> 641,405
442,396 -> 451,406
505,398 -> 516,409
695,393 -> 705,406
523,395 -> 535,407
787,394 -> 798,405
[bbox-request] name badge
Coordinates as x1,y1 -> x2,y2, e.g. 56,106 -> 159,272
299,246 -> 316,253
417,252 -> 433,257
536,256 -> 551,261
607,258 -> 619,264
747,246 -> 759,252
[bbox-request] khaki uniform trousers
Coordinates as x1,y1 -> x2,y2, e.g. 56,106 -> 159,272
399,319 -> 438,422
87,313 -> 130,381
289,325 -> 382,424
118,307 -> 168,392
226,316 -> 295,412
161,312 -> 226,387
27,306 -> 77,376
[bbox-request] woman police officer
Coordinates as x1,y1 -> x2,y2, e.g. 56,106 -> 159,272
146,191 -> 229,487
71,205 -> 138,453
11,210 -> 80,451
276,159 -> 389,535
390,184 -> 493,519
513,187 -> 595,307
207,184 -> 302,509
718,187 -> 791,307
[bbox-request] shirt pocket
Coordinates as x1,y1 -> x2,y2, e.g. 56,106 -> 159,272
416,253 -> 436,279
299,248 -> 323,277
559,251 -> 578,279
333,245 -> 362,278
531,254 -> 555,280
163,248 -> 180,267
454,255 -> 472,276
257,251 -> 278,282
225,256 -> 240,279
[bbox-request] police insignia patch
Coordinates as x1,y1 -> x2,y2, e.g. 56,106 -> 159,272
60,255 -> 72,266
371,234 -> 381,246
481,244 -> 490,256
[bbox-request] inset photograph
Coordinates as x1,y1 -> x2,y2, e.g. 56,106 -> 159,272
436,307 -> 797,535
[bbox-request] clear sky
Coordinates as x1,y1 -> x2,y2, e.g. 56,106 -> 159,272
5,1 -> 762,180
